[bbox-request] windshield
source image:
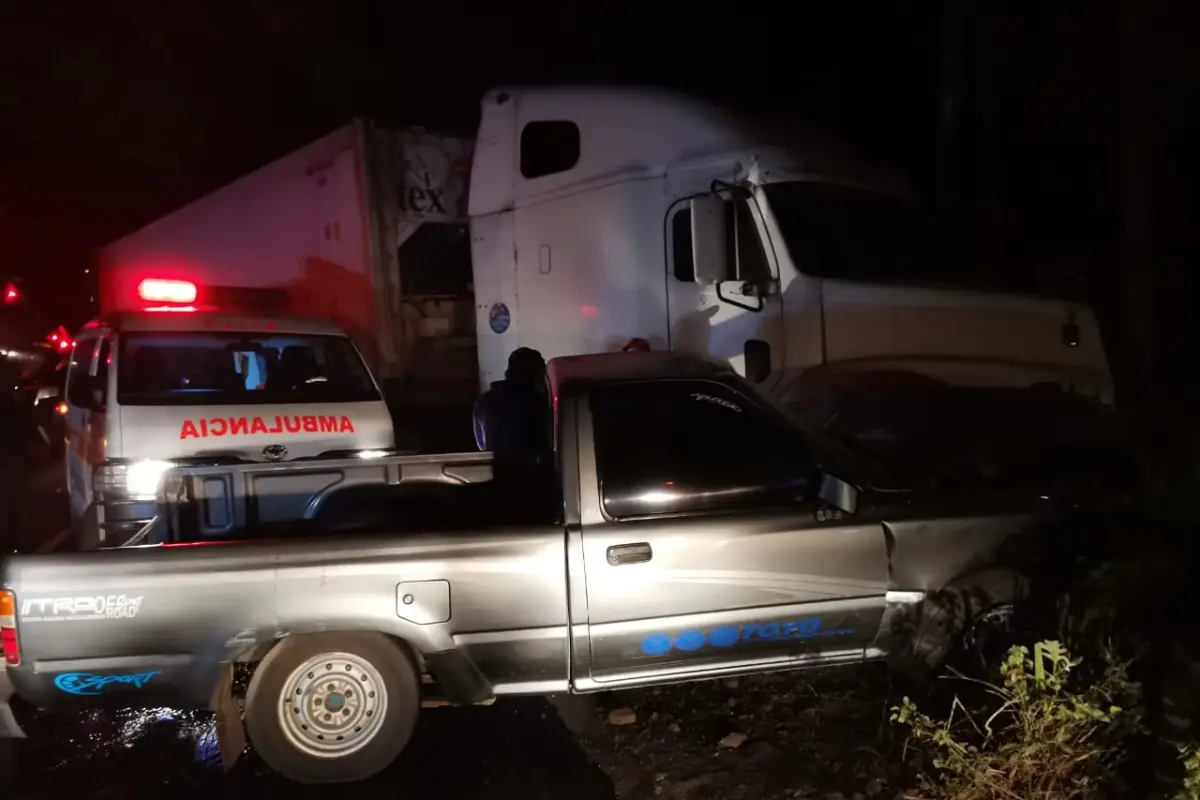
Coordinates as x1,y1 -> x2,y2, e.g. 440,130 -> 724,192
117,332 -> 379,406
762,181 -> 1091,300
783,373 -> 1123,491
762,181 -> 939,285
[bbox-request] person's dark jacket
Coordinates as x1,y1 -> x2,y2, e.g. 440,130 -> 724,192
472,378 -> 551,456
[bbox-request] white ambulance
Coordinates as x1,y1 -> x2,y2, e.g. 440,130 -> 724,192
63,278 -> 395,546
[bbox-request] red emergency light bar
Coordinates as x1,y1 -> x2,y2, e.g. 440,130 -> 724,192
138,278 -> 197,305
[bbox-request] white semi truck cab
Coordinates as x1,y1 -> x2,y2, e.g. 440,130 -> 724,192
466,86 -> 1109,403
95,85 -> 1111,423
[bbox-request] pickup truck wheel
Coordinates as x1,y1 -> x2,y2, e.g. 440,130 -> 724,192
244,633 -> 420,784
905,568 -> 1029,675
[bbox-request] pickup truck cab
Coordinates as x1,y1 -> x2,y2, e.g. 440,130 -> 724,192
1,351 -> 1059,784
64,293 -> 394,547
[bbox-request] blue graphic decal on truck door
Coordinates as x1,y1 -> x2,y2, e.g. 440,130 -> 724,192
640,618 -> 854,656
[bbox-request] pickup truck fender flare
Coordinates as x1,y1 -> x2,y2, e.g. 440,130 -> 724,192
217,622 -> 494,707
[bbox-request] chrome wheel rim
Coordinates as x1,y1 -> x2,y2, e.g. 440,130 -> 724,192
278,651 -> 388,758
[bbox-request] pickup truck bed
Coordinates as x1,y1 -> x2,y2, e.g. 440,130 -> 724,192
152,452 -> 556,543
1,351 -> 1070,785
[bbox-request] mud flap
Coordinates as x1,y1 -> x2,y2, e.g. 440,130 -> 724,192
210,663 -> 246,771
423,650 -> 494,705
74,502 -> 102,551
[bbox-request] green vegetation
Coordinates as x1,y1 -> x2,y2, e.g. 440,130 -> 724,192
892,641 -> 1143,799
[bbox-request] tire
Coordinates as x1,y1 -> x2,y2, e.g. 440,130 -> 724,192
244,632 -> 421,784
904,568 -> 1029,675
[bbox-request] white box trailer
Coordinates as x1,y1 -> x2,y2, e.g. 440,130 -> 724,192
97,123 -> 479,409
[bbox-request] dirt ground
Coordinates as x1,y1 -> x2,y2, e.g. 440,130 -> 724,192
573,664 -> 918,800
3,664 -> 926,799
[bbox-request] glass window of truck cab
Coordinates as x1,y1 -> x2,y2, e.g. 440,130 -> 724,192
671,197 -> 773,284
761,181 -> 938,283
65,336 -> 107,411
115,332 -> 379,406
590,380 -> 816,518
668,181 -> 951,288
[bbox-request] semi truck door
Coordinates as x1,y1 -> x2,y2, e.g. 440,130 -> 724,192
665,189 -> 785,391
576,379 -> 887,685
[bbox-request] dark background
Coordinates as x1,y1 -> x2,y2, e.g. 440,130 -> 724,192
1,0 -> 1197,481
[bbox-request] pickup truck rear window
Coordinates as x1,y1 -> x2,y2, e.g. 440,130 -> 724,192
591,379 -> 816,519
116,332 -> 380,407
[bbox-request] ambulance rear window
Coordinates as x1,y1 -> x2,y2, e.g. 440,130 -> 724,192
116,332 -> 379,406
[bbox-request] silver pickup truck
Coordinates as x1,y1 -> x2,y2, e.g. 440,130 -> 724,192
0,352 -> 1067,785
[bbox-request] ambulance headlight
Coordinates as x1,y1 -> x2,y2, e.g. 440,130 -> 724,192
94,460 -> 175,501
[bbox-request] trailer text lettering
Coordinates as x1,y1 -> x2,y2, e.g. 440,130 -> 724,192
179,415 -> 355,439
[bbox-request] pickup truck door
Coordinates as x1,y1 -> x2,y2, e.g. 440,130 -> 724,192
574,378 -> 888,685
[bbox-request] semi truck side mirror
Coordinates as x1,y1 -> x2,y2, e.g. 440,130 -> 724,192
691,194 -> 728,285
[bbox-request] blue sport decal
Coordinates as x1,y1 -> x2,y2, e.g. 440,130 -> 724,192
488,302 -> 511,334
54,671 -> 162,696
640,618 -> 854,657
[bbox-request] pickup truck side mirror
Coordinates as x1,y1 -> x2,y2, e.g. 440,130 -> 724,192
691,193 -> 728,285
818,473 -> 859,516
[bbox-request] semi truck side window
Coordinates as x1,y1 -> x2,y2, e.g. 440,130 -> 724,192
670,207 -> 695,282
520,120 -> 580,179
590,380 -> 815,519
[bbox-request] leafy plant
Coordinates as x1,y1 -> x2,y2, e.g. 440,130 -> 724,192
891,640 -> 1142,799
1178,745 -> 1200,800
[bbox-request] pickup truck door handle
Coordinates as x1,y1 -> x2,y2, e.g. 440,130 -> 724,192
607,542 -> 652,566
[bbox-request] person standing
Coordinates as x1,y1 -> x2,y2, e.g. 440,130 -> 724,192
472,347 -> 551,456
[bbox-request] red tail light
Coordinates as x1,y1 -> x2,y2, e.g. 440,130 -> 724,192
138,279 -> 197,304
3,283 -> 20,304
0,590 -> 19,666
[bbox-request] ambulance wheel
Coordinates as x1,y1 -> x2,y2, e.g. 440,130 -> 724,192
244,632 -> 421,784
